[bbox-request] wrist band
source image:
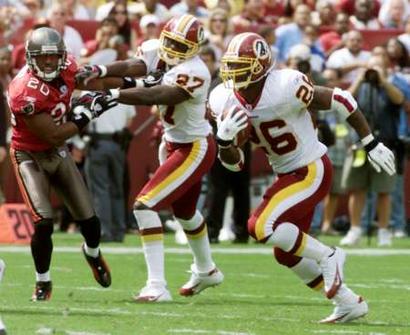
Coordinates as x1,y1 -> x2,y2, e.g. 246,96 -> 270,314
98,65 -> 107,77
216,136 -> 233,148
361,134 -> 378,152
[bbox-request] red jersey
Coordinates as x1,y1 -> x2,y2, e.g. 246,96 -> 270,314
8,55 -> 77,152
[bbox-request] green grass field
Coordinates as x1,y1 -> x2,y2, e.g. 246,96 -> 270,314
1,233 -> 410,335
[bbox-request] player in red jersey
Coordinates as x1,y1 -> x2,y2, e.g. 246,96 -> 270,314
7,27 -> 117,301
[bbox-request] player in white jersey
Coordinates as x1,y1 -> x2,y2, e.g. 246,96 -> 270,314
210,32 -> 396,323
76,14 -> 223,302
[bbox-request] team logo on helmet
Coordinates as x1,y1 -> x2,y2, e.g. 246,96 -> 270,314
197,26 -> 205,44
253,40 -> 269,60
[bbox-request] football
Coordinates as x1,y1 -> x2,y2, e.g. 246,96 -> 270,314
221,106 -> 251,147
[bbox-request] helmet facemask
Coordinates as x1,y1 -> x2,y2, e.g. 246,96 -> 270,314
220,55 -> 264,90
159,31 -> 199,66
25,28 -> 67,81
26,49 -> 67,81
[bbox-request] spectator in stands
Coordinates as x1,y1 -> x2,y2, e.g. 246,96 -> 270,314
231,0 -> 268,31
205,8 -> 232,61
303,24 -> 325,65
81,17 -> 119,59
56,0 -> 91,20
319,12 -> 350,57
134,0 -> 170,23
398,17 -> 410,53
107,1 -> 135,49
206,0 -> 234,15
336,0 -> 380,16
382,40 -> 410,239
378,0 -> 410,29
262,0 -> 285,24
319,68 -> 352,235
136,14 -> 160,46
326,30 -> 371,85
286,44 -> 325,84
350,0 -> 381,30
275,4 -> 311,64
340,55 -> 404,247
386,37 -> 410,74
47,3 -> 84,59
311,0 -> 335,26
170,0 -> 209,18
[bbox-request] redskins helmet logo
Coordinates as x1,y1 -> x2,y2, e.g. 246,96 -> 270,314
253,39 -> 269,59
197,26 -> 205,44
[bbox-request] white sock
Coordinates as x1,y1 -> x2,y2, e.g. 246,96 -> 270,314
177,211 -> 215,273
36,271 -> 50,282
0,316 -> 5,330
291,257 -> 324,292
84,244 -> 99,258
134,209 -> 166,286
268,222 -> 333,262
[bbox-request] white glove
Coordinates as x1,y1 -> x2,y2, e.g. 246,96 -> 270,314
367,142 -> 396,176
216,107 -> 248,143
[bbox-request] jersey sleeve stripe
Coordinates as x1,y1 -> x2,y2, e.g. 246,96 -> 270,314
333,94 -> 354,113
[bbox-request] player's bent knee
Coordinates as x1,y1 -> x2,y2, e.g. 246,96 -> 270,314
133,208 -> 162,229
33,219 -> 54,238
176,210 -> 203,231
274,247 -> 301,267
133,201 -> 150,211
247,215 -> 270,243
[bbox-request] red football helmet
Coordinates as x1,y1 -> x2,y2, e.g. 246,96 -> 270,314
159,14 -> 204,66
220,32 -> 273,90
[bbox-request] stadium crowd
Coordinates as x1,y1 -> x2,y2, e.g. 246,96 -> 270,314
0,0 -> 410,251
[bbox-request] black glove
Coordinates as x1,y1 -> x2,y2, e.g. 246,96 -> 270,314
121,71 -> 164,89
143,70 -> 163,87
75,65 -> 106,85
70,92 -> 118,131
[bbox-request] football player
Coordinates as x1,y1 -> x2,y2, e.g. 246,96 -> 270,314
7,27 -> 117,301
210,32 -> 395,323
76,14 -> 223,301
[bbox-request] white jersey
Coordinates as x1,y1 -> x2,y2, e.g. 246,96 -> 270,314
209,69 -> 327,174
136,39 -> 211,143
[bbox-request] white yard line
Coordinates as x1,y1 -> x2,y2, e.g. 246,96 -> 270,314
169,330 -> 255,335
1,246 -> 410,256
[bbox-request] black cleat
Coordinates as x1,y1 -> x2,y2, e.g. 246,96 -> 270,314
31,281 -> 52,301
0,328 -> 7,335
82,244 -> 111,288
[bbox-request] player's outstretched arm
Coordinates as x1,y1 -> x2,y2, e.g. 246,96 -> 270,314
76,58 -> 148,87
108,84 -> 190,106
311,85 -> 396,176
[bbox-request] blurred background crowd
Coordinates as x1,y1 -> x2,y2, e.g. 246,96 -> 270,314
1,0 -> 410,247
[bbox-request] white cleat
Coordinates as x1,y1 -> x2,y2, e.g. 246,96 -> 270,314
179,264 -> 224,296
319,296 -> 368,323
377,228 -> 392,247
133,284 -> 172,302
319,247 -> 346,299
340,227 -> 361,246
